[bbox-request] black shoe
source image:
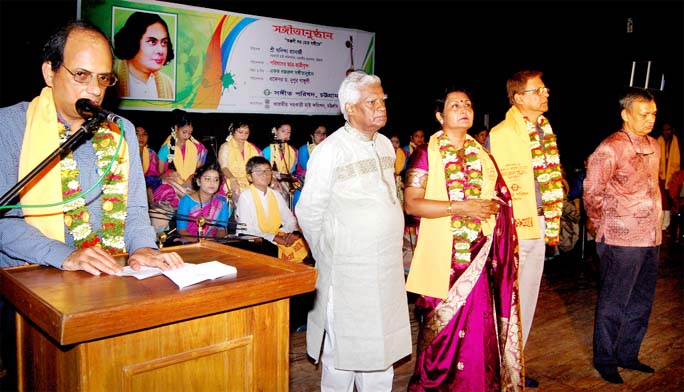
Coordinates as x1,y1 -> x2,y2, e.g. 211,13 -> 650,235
619,361 -> 655,373
596,366 -> 624,384
524,376 -> 539,388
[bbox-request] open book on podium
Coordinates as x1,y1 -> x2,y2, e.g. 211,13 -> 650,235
121,260 -> 237,289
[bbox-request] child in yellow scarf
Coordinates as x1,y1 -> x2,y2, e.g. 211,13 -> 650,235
236,157 -> 309,262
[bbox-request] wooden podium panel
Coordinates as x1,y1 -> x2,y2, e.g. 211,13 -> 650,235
0,241 -> 317,391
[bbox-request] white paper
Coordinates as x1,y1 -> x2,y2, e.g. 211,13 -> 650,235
163,261 -> 238,289
120,265 -> 162,280
120,261 -> 237,289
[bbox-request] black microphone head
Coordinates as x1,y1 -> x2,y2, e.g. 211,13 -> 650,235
75,98 -> 98,119
75,98 -> 119,122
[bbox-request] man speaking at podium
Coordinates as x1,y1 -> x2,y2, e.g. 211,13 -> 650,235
0,20 -> 183,275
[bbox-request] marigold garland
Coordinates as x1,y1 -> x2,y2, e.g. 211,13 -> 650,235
526,116 -> 563,245
59,120 -> 127,254
438,132 -> 483,265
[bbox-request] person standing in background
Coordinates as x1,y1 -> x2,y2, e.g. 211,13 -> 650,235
390,134 -> 407,204
390,134 -> 407,176
487,70 -> 563,388
404,87 -> 523,391
295,71 -> 412,391
403,129 -> 426,157
657,122 -> 680,230
472,127 -> 489,145
584,87 -> 661,384
113,11 -> 175,100
402,129 -> 425,171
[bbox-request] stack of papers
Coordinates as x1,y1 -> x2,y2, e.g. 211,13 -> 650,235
121,261 -> 237,289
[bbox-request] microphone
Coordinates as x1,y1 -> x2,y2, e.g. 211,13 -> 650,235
75,98 -> 120,122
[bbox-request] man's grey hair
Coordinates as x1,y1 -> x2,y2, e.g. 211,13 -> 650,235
338,71 -> 381,121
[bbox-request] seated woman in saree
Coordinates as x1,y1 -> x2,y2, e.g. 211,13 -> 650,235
175,162 -> 231,243
404,87 -> 524,391
262,121 -> 300,209
217,119 -> 262,205
150,109 -> 208,232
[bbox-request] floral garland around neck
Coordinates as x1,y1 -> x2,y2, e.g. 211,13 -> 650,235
526,116 -> 563,245
167,127 -> 177,162
59,120 -> 127,253
438,132 -> 483,265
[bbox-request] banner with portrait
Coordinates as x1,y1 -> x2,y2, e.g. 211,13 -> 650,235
79,0 -> 375,115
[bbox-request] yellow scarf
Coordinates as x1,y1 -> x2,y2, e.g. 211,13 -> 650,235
141,146 -> 150,174
490,106 -> 551,240
658,135 -> 681,189
406,133 -> 497,299
19,87 -> 130,244
19,87 -> 65,241
268,143 -> 297,174
224,136 -> 259,193
162,135 -> 198,181
249,185 -> 308,262
394,147 -> 406,176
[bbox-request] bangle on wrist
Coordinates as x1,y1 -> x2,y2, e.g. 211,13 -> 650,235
446,200 -> 453,215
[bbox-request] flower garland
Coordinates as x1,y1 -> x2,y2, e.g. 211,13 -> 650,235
438,132 -> 483,265
166,127 -> 177,162
526,116 -> 563,245
59,120 -> 127,253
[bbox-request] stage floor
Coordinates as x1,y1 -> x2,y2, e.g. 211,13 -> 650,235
288,238 -> 684,391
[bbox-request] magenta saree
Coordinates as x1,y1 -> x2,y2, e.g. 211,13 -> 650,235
406,145 -> 523,391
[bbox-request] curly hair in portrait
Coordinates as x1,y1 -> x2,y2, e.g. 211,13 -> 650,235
113,11 -> 175,64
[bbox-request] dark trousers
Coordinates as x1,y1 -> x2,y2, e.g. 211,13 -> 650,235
593,242 -> 659,367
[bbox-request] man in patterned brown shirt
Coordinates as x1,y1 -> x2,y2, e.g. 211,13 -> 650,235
584,87 -> 661,385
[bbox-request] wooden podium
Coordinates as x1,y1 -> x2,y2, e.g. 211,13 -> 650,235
0,241 -> 317,391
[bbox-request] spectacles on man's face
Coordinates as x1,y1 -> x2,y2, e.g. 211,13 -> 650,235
622,130 -> 654,156
251,169 -> 273,176
519,87 -> 550,96
61,64 -> 118,87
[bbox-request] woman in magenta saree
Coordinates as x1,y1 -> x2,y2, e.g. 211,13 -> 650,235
404,88 -> 524,391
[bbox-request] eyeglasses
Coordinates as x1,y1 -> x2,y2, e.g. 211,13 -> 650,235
622,130 -> 654,156
362,94 -> 388,109
61,64 -> 118,87
251,169 -> 273,176
520,87 -> 550,96
314,131 -> 327,136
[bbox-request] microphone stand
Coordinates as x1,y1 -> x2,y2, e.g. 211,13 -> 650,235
197,216 -> 206,243
0,116 -> 102,214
